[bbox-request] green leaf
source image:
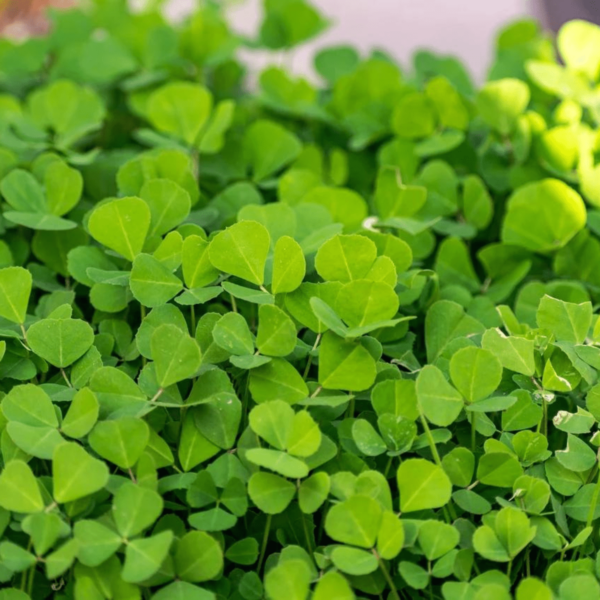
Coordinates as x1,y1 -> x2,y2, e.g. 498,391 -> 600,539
372,379 -> 419,421
88,417 -> 150,469
192,393 -> 241,450
477,452 -> 523,487
325,494 -> 382,548
6,422 -> 64,459
272,235 -> 306,294
61,387 -> 99,439
418,520 -> 459,560
182,235 -> 220,289
225,537 -> 259,565
245,448 -> 308,478
152,324 -> 202,388
335,280 -> 399,328
22,512 -> 63,555
249,400 -> 294,450
88,197 -> 151,261
298,472 -> 330,514
122,530 -> 173,583
502,179 -> 586,253
476,78 -> 530,135
537,295 -> 592,344
0,460 -> 44,513
113,482 -> 163,538
558,20 -> 600,81
213,312 -> 254,356
473,526 -> 510,562
53,441 -> 109,503
130,254 -> 183,308
249,358 -> 308,404
481,328 -> 535,376
397,458 -> 452,512
74,520 -> 122,567
495,507 -> 536,558
147,82 -> 213,146
449,346 -> 503,403
2,384 -> 57,427
0,267 -> 32,324
45,160 -> 83,217
244,119 -> 302,181
1,169 -> 45,213
248,472 -> 296,514
318,331 -> 377,391
27,317 -> 94,368
556,433 -> 597,472
256,304 -> 297,356
208,220 -> 270,285
416,365 -> 463,426
175,530 -> 223,582
352,419 -> 387,456
315,234 -> 377,283
312,571 -> 354,599
265,560 -> 311,600
287,410 -> 321,457
331,546 -> 378,575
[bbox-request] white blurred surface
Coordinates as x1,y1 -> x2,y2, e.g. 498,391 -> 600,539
168,0 -> 538,81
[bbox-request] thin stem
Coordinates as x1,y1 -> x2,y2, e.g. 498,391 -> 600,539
310,386 -> 322,399
60,368 -> 72,388
471,414 -> 476,452
257,514 -> 272,574
303,333 -> 321,380
27,563 -> 35,597
19,323 -> 31,351
586,455 -> 600,528
419,414 -> 442,466
347,396 -> 355,418
21,540 -> 33,591
420,412 -> 456,522
300,511 -> 313,555
507,559 -> 512,580
150,388 -> 164,403
383,455 -> 394,479
259,285 -> 269,294
190,304 -> 196,335
230,294 -> 238,313
373,550 -> 400,600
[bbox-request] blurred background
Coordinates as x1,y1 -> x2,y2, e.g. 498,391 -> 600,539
1,0 -> 598,80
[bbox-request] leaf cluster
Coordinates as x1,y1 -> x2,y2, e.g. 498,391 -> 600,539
1,4 -> 600,600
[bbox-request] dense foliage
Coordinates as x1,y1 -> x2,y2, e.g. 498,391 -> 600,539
2,1 -> 600,599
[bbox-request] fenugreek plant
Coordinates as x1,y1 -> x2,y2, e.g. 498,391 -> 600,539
0,2 -> 600,599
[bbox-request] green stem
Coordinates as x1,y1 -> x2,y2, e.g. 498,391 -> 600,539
420,413 -> 456,522
20,540 -> 33,591
257,514 -> 272,574
230,294 -> 238,313
303,333 -> 321,380
586,456 -> 600,528
300,511 -> 313,555
383,455 -> 394,479
419,414 -> 442,466
471,414 -> 476,452
374,551 -> 400,600
190,304 -> 196,335
347,396 -> 355,419
543,399 -> 548,438
27,563 -> 35,597
507,559 -> 512,580
60,368 -> 72,388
